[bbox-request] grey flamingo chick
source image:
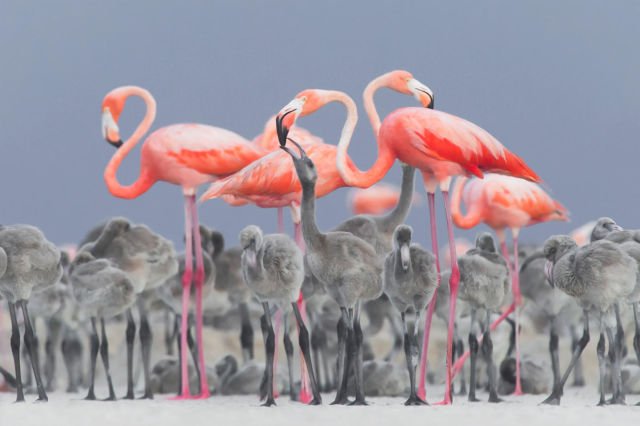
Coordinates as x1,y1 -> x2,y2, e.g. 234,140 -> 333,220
590,217 -> 640,404
0,225 -> 62,402
335,165 -> 416,366
541,235 -> 636,405
81,217 -> 178,399
208,228 -> 255,363
239,225 -> 321,406
520,248 -> 585,393
282,140 -> 383,405
458,233 -> 509,402
69,250 -> 136,400
383,224 -> 437,405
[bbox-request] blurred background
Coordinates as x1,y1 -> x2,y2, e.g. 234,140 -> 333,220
1,0 -> 639,248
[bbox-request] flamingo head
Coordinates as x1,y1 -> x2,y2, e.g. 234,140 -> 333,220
542,235 -> 577,286
383,70 -> 434,109
240,225 -> 263,268
280,139 -> 317,186
393,225 -> 413,271
101,88 -> 128,148
275,89 -> 333,146
210,230 -> 225,260
590,217 -> 623,242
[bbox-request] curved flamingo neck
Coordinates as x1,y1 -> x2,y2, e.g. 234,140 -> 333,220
104,87 -> 157,199
450,177 -> 483,229
334,91 -> 394,188
380,165 -> 415,231
362,73 -> 390,136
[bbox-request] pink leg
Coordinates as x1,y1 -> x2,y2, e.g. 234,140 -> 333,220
498,232 -> 510,270
171,194 -> 194,400
435,190 -> 460,405
293,221 -> 305,252
190,195 -> 210,398
511,230 -> 523,395
452,303 -> 516,376
417,191 -> 441,401
277,207 -> 285,234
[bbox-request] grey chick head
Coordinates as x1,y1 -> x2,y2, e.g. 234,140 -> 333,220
590,217 -> 622,242
475,232 -> 497,253
393,225 -> 413,271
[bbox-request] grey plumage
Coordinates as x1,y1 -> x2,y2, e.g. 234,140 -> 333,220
82,217 -> 178,294
383,225 -> 438,314
239,225 -> 303,307
520,247 -> 585,389
541,234 -> 636,405
284,141 -> 382,405
79,217 -> 178,399
0,225 -> 62,303
382,224 -> 436,404
545,236 -> 635,312
69,251 -> 136,320
0,224 -> 62,403
458,233 -> 509,402
239,224 -> 321,405
459,233 -> 510,312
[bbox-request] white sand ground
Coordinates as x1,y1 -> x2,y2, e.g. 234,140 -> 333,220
1,386 -> 638,426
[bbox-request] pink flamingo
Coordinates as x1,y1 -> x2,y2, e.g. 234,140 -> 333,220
279,76 -> 541,404
347,182 -> 420,216
450,174 -> 569,394
100,86 -> 267,399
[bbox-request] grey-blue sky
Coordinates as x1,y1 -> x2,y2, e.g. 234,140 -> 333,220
0,1 -> 638,250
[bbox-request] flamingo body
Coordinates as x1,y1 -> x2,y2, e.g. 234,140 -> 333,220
452,174 -> 568,230
200,142 -> 356,207
140,124 -> 264,192
379,108 -> 540,183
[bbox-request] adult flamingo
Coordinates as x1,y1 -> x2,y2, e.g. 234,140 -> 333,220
450,174 -> 569,395
347,182 -> 420,216
279,75 -> 541,404
100,86 -> 266,399
201,71 -> 432,241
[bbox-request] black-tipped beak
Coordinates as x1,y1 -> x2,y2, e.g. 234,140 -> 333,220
276,111 -> 293,147
106,138 -> 123,149
423,92 -> 434,109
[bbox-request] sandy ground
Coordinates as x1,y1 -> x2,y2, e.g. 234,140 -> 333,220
1,386 -> 638,426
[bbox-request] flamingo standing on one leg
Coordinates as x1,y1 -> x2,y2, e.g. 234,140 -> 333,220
449,174 -> 568,395
279,78 -> 541,404
100,86 -> 267,399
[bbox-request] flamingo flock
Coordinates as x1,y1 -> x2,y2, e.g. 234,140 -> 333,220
1,69 -> 637,409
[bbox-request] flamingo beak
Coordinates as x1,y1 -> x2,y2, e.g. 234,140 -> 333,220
408,78 -> 434,109
544,260 -> 554,287
245,249 -> 257,268
607,223 -> 623,232
275,98 -> 304,147
400,244 -> 411,271
102,109 -> 123,148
